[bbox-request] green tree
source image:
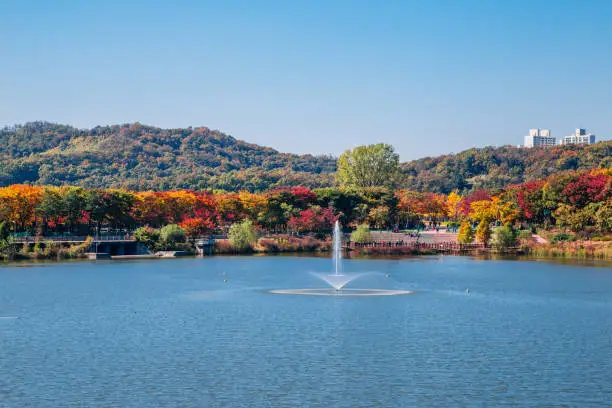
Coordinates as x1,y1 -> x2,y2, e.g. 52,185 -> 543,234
353,203 -> 370,225
336,143 -> 399,188
0,221 -> 15,259
314,188 -> 363,226
457,221 -> 474,244
36,187 -> 63,234
350,224 -> 372,243
595,201 -> 612,233
62,187 -> 87,233
228,219 -> 257,251
493,224 -> 518,249
554,203 -> 593,232
159,224 -> 186,249
134,226 -> 160,251
84,189 -> 135,234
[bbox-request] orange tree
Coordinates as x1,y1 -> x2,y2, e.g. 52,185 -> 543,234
0,184 -> 44,232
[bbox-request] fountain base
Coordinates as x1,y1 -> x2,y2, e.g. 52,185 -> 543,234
269,288 -> 415,296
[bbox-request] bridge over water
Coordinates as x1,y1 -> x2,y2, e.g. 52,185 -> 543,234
13,235 -> 145,257
13,235 -> 217,257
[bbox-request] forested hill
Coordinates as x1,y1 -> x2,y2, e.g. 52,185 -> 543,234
0,122 -> 337,191
401,142 -> 612,193
1,122 -> 610,192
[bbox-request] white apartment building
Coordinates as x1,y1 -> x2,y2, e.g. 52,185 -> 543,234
524,129 -> 556,147
559,128 -> 596,145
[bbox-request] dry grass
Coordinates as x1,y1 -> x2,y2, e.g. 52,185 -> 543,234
522,240 -> 612,260
215,235 -> 330,254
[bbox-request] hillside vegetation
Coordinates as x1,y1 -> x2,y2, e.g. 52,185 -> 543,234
1,122 -> 610,192
0,122 -> 336,191
401,143 -> 612,193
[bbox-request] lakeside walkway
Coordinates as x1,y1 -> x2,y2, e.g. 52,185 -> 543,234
345,230 -> 486,254
369,230 -> 459,244
12,235 -> 135,243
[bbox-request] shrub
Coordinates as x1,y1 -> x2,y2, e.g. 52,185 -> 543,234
134,227 -> 160,250
63,236 -> 93,258
228,220 -> 256,252
254,235 -> 329,253
258,238 -> 280,252
575,226 -> 597,240
494,224 -> 518,249
0,221 -> 15,260
43,241 -> 61,259
159,224 -> 186,250
551,232 -> 575,243
33,242 -> 43,259
19,243 -> 32,256
214,239 -> 236,254
350,224 -> 372,243
595,202 -> 612,233
592,235 -> 612,242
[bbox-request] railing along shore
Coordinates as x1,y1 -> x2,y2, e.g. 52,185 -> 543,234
13,235 -> 133,243
347,241 -> 486,251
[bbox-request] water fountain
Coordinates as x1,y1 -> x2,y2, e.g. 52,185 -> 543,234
270,221 -> 414,296
311,221 -> 363,291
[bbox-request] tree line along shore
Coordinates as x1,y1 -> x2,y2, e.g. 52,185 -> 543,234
1,166 -> 610,261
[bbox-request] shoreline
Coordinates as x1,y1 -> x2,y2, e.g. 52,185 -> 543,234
3,251 -> 611,268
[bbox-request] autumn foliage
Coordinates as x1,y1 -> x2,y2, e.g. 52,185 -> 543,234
0,169 -> 610,239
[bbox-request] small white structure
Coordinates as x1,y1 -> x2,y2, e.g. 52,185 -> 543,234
524,129 -> 555,147
559,128 -> 596,145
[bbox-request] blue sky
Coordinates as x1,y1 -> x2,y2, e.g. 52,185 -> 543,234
1,0 -> 610,160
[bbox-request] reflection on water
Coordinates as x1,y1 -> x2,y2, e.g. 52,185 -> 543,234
472,253 -> 612,268
1,256 -> 611,407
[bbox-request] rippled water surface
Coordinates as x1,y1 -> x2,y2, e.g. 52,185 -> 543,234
1,256 -> 611,407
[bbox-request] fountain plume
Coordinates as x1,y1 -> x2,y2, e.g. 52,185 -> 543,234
311,221 -> 360,290
333,220 -> 342,276
273,221 -> 413,296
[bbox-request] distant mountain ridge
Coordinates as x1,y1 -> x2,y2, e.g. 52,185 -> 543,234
0,122 -> 337,191
0,122 -> 610,192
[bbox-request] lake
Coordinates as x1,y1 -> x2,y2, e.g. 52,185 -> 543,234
1,256 -> 611,407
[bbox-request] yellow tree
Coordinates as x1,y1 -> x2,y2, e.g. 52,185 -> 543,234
0,185 -> 44,231
446,191 -> 462,221
215,193 -> 244,224
457,220 -> 475,243
469,200 -> 496,223
164,191 -> 197,223
475,221 -> 492,245
238,191 -> 267,221
491,196 -> 519,225
470,200 -> 495,245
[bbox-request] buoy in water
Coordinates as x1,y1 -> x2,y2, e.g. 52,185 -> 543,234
223,279 -> 228,283
465,289 -> 470,294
